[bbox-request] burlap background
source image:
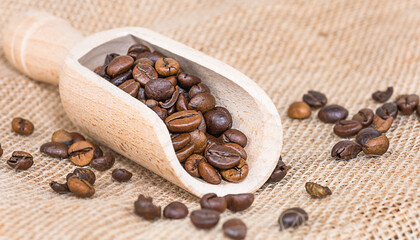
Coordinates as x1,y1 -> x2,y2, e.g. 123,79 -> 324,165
0,0 -> 419,239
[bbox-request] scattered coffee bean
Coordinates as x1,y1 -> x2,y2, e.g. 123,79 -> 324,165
165,110 -> 202,133
93,144 -> 104,159
67,168 -> 96,185
112,169 -> 133,182
352,108 -> 374,128
11,117 -> 34,135
51,130 -> 73,146
190,209 -> 220,229
222,129 -> 247,147
163,201 -> 188,219
224,193 -> 254,212
106,55 -> 134,77
305,182 -> 332,198
220,159 -> 249,183
372,87 -> 393,103
40,142 -> 69,158
91,155 -> 115,171
155,58 -> 180,76
333,120 -> 362,138
278,207 -> 308,230
223,218 -> 247,240
205,144 -> 241,170
355,128 -> 381,146
69,132 -> 85,143
67,175 -> 95,198
287,101 -> 311,119
198,160 -> 221,184
177,72 -> 201,89
395,94 -> 419,115
302,90 -> 327,108
200,193 -> 227,213
204,107 -> 233,136
50,181 -> 70,194
373,115 -> 393,133
376,102 -> 398,120
223,143 -> 247,160
175,143 -> 195,162
362,135 -> 389,155
134,194 -> 161,220
266,157 -> 287,183
331,140 -> 362,160
184,154 -> 203,177
7,151 -> 33,170
68,141 -> 95,166
318,104 -> 348,123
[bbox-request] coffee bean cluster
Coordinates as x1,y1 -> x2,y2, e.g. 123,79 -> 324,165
93,43 -> 249,184
134,192 -> 254,239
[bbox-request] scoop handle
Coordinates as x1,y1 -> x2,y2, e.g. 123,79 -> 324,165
2,11 -> 83,85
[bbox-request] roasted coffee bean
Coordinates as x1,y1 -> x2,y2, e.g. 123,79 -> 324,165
50,181 -> 70,194
395,94 -> 419,115
67,168 -> 96,185
222,129 -> 247,147
112,169 -> 133,182
105,53 -> 120,65
206,133 -> 224,145
177,72 -> 201,89
68,141 -> 95,166
163,201 -> 188,219
51,130 -> 73,146
132,64 -> 158,86
165,76 -> 178,86
93,144 -> 103,159
224,193 -> 254,212
184,154 -> 204,177
171,133 -> 191,151
223,143 -> 247,160
198,160 -> 221,184
333,120 -> 362,137
134,194 -> 161,220
91,155 -> 115,171
373,115 -> 393,133
134,57 -> 154,67
223,218 -> 247,240
278,207 -> 308,230
11,117 -> 34,135
176,143 -> 195,162
136,87 -> 146,100
362,135 -> 389,155
376,102 -> 398,120
190,209 -> 220,229
287,102 -> 311,119
204,107 -> 233,136
352,108 -> 374,128
155,58 -> 180,76
188,92 -> 216,113
165,110 -> 202,133
160,86 -> 180,109
318,104 -> 348,123
145,79 -> 175,101
7,151 -> 33,170
200,193 -> 227,213
189,83 -> 210,98
151,106 -> 168,120
127,43 -> 150,59
106,55 -> 134,77
331,140 -> 362,160
302,90 -> 327,108
372,87 -> 393,103
176,93 -> 189,112
205,144 -> 241,170
145,99 -> 158,108
220,159 -> 248,183
0,144 -> 3,158
118,79 -> 140,97
40,142 -> 69,158
110,69 -> 132,86
67,175 -> 95,198
69,132 -> 85,143
267,157 -> 287,183
189,129 -> 207,153
136,51 -> 165,64
305,182 -> 332,198
355,128 -> 381,146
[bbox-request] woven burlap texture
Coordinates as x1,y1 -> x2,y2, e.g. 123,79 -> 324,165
0,0 -> 419,239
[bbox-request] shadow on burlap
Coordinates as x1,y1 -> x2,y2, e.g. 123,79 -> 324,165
0,0 -> 419,239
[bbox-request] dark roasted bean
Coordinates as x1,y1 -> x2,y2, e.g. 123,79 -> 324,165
132,64 -> 158,86
184,154 -> 204,177
91,155 -> 115,171
165,76 -> 177,86
67,168 -> 96,185
395,94 -> 419,115
352,108 -> 374,128
40,142 -> 68,158
7,151 -> 33,170
278,207 -> 308,230
189,83 -> 210,98
176,93 -> 189,112
177,72 -> 201,89
111,69 -> 132,86
69,132 -> 85,143
189,129 -> 207,154
355,128 -> 381,146
222,129 -> 247,147
171,133 -> 191,151
145,79 -> 175,101
220,159 -> 248,183
376,102 -> 398,120
267,157 -> 287,183
223,218 -> 247,240
200,193 -> 227,213
118,79 -> 140,97
331,140 -> 362,160
50,181 -> 70,194
224,193 -> 254,212
163,201 -> 188,219
223,143 -> 247,160
160,86 -> 180,109
175,143 -> 195,162
198,161 -> 221,184
106,55 -> 134,77
136,51 -> 165,64
190,209 -> 220,229
287,102 -> 311,119
127,43 -> 150,59
188,92 -> 216,113
372,87 -> 393,103
205,144 -> 241,170
112,169 -> 133,182
11,117 -> 34,135
302,90 -> 327,108
151,106 -> 168,120
67,175 -> 95,198
134,194 -> 161,220
204,107 -> 233,136
318,104 -> 348,123
333,120 -> 363,137
165,110 -> 202,133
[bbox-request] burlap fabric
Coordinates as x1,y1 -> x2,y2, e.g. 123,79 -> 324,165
0,0 -> 419,239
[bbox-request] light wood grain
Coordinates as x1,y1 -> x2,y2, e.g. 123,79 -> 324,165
3,11 -> 283,197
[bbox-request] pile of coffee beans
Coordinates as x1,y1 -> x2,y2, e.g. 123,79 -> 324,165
92,43 -> 249,185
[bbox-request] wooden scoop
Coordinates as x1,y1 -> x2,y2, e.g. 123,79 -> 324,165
3,11 -> 282,197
